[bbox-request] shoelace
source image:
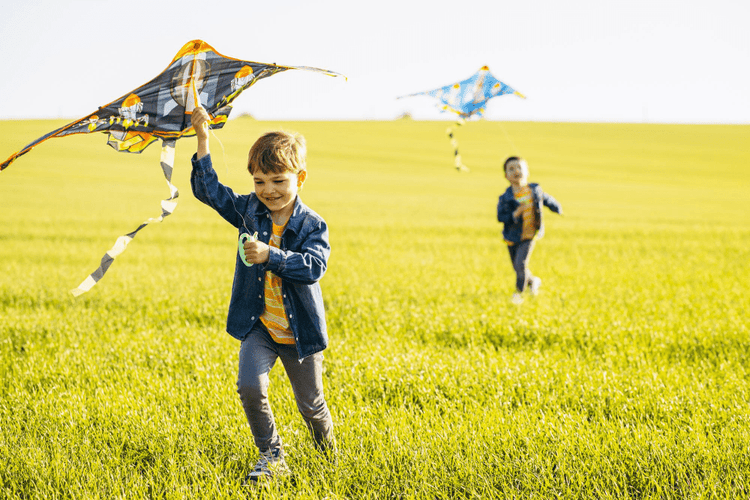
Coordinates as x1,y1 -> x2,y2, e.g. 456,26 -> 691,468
253,453 -> 272,472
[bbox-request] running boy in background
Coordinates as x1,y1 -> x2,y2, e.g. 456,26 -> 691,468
497,156 -> 563,305
190,107 -> 335,484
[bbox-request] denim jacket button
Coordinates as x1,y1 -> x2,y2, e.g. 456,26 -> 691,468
263,231 -> 268,236
251,316 -> 255,320
289,314 -> 293,318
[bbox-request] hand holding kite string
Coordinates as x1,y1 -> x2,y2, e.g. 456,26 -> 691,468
242,233 -> 270,265
0,40 -> 344,295
191,106 -> 211,159
238,232 -> 259,267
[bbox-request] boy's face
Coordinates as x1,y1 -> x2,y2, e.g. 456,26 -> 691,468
253,169 -> 307,217
505,160 -> 529,185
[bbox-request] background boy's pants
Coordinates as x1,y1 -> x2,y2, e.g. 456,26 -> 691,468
237,322 -> 334,453
507,239 -> 536,292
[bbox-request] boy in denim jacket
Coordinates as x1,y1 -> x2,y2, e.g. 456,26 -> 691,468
190,108 -> 334,484
497,157 -> 563,304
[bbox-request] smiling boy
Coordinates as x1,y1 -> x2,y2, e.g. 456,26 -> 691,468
497,156 -> 563,304
190,108 -> 334,484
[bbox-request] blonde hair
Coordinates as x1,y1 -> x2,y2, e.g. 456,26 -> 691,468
247,131 -> 306,175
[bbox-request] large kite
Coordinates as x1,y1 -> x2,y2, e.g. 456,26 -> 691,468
399,66 -> 525,171
1,40 -> 343,295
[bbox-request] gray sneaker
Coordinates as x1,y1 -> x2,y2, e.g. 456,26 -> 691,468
242,448 -> 290,485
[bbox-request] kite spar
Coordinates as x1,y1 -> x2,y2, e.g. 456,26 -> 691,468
398,66 -> 525,171
1,40 -> 344,295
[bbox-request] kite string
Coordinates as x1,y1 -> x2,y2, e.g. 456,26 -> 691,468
190,66 -> 248,232
191,69 -> 249,235
497,121 -> 521,157
210,127 -> 230,176
210,127 -> 252,236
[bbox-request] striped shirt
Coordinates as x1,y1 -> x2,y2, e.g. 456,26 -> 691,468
260,221 -> 295,344
515,185 -> 537,241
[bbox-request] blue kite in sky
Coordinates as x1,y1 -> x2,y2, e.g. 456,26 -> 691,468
399,66 -> 525,171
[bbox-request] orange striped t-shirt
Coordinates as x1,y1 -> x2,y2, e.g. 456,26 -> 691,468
514,185 -> 537,241
260,221 -> 295,344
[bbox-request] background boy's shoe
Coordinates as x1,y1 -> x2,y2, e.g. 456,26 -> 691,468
529,277 -> 542,296
511,293 -> 524,305
242,448 -> 290,485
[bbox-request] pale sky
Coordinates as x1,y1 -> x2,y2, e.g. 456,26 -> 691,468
1,0 -> 748,124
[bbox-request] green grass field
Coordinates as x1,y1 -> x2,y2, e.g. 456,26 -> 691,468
1,118 -> 749,499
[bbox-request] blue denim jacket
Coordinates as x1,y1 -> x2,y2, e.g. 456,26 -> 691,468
497,182 -> 563,243
190,153 -> 330,360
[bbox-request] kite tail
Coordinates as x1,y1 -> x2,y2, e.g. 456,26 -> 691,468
446,119 -> 468,172
71,139 -> 179,296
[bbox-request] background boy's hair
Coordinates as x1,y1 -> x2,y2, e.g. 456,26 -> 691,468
503,156 -> 524,173
248,131 -> 307,175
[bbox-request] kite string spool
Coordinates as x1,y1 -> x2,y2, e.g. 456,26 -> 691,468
238,231 -> 258,267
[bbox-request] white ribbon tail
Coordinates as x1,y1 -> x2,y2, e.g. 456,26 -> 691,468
71,139 -> 179,296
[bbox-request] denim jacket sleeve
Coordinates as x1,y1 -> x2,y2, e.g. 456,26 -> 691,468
497,189 -> 517,224
541,189 -> 563,215
190,153 -> 249,229
264,215 -> 330,285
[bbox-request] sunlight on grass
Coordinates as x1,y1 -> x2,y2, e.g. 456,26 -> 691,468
1,119 -> 749,498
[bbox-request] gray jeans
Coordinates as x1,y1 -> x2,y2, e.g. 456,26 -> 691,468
237,322 -> 334,453
507,239 -> 536,292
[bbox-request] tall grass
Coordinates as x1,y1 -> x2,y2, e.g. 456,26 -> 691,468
1,118 -> 749,498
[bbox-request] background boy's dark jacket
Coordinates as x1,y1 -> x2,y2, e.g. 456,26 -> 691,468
191,153 -> 330,360
497,183 -> 563,243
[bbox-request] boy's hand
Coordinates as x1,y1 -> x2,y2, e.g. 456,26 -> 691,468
244,239 -> 270,264
513,205 -> 525,219
191,106 -> 210,141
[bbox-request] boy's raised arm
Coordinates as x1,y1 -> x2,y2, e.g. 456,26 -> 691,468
190,156 -> 250,230
192,107 -> 210,159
